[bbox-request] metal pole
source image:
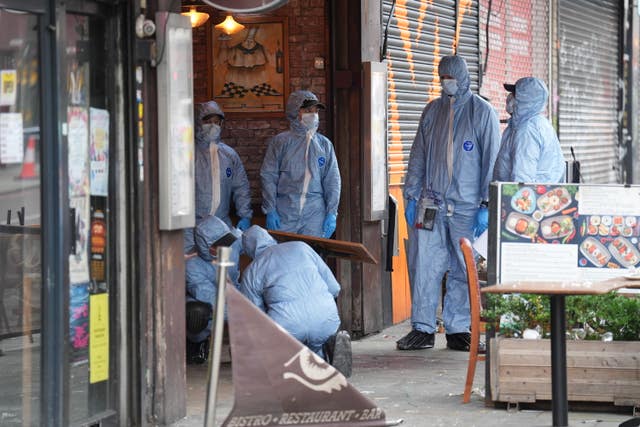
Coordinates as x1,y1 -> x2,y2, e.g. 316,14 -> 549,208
550,295 -> 568,427
204,246 -> 234,427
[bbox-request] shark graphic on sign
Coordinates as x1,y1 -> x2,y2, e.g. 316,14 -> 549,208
222,285 -> 403,427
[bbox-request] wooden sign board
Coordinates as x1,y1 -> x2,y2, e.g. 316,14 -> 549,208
267,230 -> 378,264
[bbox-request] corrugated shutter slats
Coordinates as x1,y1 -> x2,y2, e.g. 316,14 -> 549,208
559,0 -> 620,183
385,0 -> 479,185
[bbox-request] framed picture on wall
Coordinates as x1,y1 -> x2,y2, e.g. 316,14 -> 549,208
210,16 -> 289,116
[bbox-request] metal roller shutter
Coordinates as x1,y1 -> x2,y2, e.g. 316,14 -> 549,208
558,0 -> 620,183
384,0 -> 479,186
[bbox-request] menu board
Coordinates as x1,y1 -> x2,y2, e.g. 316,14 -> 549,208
491,183 -> 640,283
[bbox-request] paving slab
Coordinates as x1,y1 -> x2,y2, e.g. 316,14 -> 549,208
172,321 -> 635,427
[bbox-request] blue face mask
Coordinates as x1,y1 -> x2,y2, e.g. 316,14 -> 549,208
441,78 -> 458,97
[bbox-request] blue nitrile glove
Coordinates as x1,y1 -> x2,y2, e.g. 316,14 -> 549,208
404,199 -> 417,228
237,217 -> 251,231
266,211 -> 281,230
322,213 -> 337,238
473,206 -> 489,239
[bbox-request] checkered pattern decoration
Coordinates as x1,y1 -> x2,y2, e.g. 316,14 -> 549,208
250,82 -> 281,96
221,82 -> 249,98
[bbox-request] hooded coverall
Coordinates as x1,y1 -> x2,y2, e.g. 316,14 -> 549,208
260,90 -> 341,237
195,100 -> 252,228
240,225 -> 340,356
185,215 -> 242,343
403,55 -> 501,335
493,77 -> 566,183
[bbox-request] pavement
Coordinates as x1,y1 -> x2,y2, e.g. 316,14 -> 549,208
0,164 -> 39,195
171,321 -> 636,427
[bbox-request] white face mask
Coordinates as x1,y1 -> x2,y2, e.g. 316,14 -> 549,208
441,78 -> 458,96
505,94 -> 515,115
300,112 -> 319,131
202,123 -> 221,141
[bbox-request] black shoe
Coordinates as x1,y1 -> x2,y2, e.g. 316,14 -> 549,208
186,339 -> 209,364
332,330 -> 352,378
396,329 -> 435,350
446,332 -> 471,351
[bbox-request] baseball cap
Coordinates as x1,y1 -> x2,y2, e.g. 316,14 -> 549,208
300,98 -> 326,110
503,83 -> 516,93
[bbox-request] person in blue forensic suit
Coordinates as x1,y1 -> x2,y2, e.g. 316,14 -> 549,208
195,100 -> 252,231
239,226 -> 351,375
398,55 -> 501,352
493,77 -> 566,183
502,87 -> 515,143
184,215 -> 242,364
260,90 -> 341,238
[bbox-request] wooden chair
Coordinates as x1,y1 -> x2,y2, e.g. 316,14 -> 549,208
459,237 -> 486,403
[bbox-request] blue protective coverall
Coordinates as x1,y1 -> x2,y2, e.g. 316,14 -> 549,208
260,90 -> 341,237
195,101 -> 252,228
240,225 -> 341,355
403,55 -> 501,335
493,77 -> 565,183
185,215 -> 242,343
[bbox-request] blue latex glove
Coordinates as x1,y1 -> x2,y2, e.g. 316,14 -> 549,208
266,211 -> 281,230
322,213 -> 337,238
405,199 -> 417,228
473,206 -> 489,239
236,217 -> 251,231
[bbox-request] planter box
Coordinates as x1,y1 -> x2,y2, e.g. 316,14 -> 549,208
489,337 -> 640,407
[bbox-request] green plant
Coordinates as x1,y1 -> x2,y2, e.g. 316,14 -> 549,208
481,293 -> 640,341
566,293 -> 640,341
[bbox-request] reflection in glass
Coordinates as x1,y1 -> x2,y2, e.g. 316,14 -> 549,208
66,13 -> 112,423
0,7 -> 42,426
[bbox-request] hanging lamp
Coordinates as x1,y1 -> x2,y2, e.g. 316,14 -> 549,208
181,6 -> 210,28
214,15 -> 245,35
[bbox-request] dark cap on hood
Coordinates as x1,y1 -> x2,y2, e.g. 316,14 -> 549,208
503,83 -> 516,93
196,101 -> 225,123
300,98 -> 326,110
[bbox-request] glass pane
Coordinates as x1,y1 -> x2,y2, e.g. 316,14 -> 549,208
0,8 -> 42,427
66,13 -> 113,423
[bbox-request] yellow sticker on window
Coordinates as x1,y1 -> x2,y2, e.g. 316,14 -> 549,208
89,293 -> 109,384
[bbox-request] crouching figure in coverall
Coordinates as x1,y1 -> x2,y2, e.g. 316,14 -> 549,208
239,225 -> 352,376
184,215 -> 242,364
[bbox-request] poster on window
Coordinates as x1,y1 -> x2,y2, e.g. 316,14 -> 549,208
90,108 -> 109,196
69,195 -> 90,284
494,183 -> 640,283
70,282 -> 90,363
68,107 -> 90,197
0,112 -> 23,164
0,69 -> 17,106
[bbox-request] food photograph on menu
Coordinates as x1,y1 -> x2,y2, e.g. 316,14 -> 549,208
497,184 -> 640,281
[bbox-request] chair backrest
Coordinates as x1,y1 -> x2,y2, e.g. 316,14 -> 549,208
459,237 -> 482,319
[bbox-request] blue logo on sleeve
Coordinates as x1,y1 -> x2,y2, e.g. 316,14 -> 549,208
463,141 -> 474,151
318,157 -> 326,167
226,167 -> 232,177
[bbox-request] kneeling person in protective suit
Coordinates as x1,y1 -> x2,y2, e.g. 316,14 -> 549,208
184,215 -> 242,364
240,225 -> 352,377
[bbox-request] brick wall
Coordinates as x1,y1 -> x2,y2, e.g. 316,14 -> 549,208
479,0 -> 549,120
191,0 -> 329,218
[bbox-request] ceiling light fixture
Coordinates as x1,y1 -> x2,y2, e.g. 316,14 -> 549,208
214,15 -> 245,35
181,6 -> 210,28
